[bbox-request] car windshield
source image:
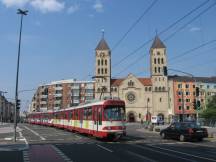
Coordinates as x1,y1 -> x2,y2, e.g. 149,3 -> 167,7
181,122 -> 201,128
104,106 -> 125,121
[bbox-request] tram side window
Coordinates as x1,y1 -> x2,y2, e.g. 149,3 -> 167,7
84,108 -> 87,120
87,107 -> 92,120
75,110 -> 78,120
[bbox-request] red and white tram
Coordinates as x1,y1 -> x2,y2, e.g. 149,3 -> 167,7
27,99 -> 126,140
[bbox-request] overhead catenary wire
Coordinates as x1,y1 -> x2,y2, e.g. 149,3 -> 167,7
114,1 -> 215,77
112,0 -> 210,68
111,0 -> 159,51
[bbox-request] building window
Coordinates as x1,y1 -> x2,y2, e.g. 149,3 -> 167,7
158,67 -> 161,73
105,68 -> 107,74
178,98 -> 182,102
157,52 -> 160,55
101,68 -> 104,74
105,59 -> 107,65
155,87 -> 158,91
178,84 -> 182,88
185,84 -> 189,89
186,106 -> 190,110
207,85 -> 210,89
162,87 -> 165,91
193,85 -> 195,88
98,60 -> 100,66
98,68 -> 100,74
161,58 -> 164,64
186,91 -> 190,96
160,98 -> 162,102
154,58 -> 156,64
178,91 -> 182,95
101,59 -> 104,65
158,58 -> 160,64
145,87 -> 148,91
128,80 -> 134,87
186,99 -> 190,102
149,87 -> 151,91
201,99 -> 204,102
155,67 -> 157,73
179,106 -> 182,110
159,87 -> 162,91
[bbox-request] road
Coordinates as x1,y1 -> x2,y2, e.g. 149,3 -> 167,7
0,123 -> 216,162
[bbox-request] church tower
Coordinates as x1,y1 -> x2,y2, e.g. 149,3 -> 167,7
95,33 -> 111,99
150,35 -> 169,121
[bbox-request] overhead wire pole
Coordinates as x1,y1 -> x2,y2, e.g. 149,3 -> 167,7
14,9 -> 28,142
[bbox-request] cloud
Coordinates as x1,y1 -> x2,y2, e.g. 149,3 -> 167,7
189,27 -> 201,32
0,0 -> 29,7
30,0 -> 65,13
67,4 -> 79,14
93,0 -> 103,12
0,0 -> 65,13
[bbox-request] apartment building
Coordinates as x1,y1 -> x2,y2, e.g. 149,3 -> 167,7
30,79 -> 95,112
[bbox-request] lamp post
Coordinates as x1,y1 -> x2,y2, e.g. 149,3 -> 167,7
146,98 -> 150,124
14,9 -> 28,142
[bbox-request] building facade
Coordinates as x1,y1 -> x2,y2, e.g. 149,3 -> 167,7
30,79 -> 94,112
94,36 -> 170,122
0,93 -> 14,122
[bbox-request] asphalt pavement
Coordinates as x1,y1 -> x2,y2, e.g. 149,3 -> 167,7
0,122 -> 216,162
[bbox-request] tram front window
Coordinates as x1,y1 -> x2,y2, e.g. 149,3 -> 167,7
104,106 -> 125,121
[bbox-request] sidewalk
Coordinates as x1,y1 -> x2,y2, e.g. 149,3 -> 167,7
0,123 -> 28,151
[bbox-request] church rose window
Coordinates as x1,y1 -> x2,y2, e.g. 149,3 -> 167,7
126,92 -> 136,103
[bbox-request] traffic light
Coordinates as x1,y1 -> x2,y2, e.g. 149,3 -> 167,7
195,87 -> 199,97
193,99 -> 197,110
197,100 -> 201,108
163,66 -> 168,76
16,99 -> 21,110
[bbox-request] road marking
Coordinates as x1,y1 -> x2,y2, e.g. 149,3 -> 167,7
51,145 -> 73,162
96,144 -> 113,153
149,144 -> 216,162
23,126 -> 46,140
18,131 -> 29,145
134,144 -> 196,162
126,150 -> 157,162
182,141 -> 216,148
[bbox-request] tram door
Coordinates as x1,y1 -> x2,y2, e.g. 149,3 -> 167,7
94,106 -> 102,132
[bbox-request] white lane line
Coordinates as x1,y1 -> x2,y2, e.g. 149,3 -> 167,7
96,144 -> 113,153
149,145 -> 216,162
51,145 -> 74,162
126,150 -> 157,162
23,126 -> 46,140
134,144 -> 196,162
18,129 -> 29,146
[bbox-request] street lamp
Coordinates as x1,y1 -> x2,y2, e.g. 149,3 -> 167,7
14,9 -> 28,142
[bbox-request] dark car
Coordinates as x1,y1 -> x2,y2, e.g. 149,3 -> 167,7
160,122 -> 208,141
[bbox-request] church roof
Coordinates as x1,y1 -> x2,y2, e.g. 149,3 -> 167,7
95,38 -> 110,50
151,36 -> 166,49
138,78 -> 152,86
111,78 -> 152,86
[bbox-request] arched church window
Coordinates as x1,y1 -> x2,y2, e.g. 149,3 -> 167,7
161,58 -> 164,64
105,68 -> 107,74
101,68 -> 104,74
158,67 -> 161,73
149,87 -> 151,91
98,68 -> 100,74
159,87 -> 162,91
160,97 -> 162,102
105,59 -> 107,65
154,58 -> 156,64
98,60 -> 100,66
155,87 -> 158,91
162,87 -> 165,91
145,87 -> 148,91
101,59 -> 104,65
158,58 -> 160,64
155,67 -> 157,73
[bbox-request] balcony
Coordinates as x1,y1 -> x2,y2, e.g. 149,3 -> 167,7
54,100 -> 61,104
40,95 -> 48,98
40,101 -> 47,105
54,94 -> 62,97
55,87 -> 63,90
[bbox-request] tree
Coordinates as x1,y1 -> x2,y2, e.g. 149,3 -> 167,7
200,95 -> 216,119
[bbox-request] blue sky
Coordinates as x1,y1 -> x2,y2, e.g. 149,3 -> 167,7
0,0 -> 216,110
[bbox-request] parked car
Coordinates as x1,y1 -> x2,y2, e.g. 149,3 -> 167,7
160,122 -> 208,141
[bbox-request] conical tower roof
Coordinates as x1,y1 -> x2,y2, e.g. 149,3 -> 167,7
151,36 -> 166,49
95,38 -> 110,50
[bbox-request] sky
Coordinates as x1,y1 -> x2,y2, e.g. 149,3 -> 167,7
0,0 -> 216,111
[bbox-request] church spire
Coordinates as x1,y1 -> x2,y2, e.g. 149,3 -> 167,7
95,29 -> 110,50
151,35 -> 166,49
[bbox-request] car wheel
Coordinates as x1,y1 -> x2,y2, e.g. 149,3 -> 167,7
161,132 -> 166,139
179,134 -> 185,142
